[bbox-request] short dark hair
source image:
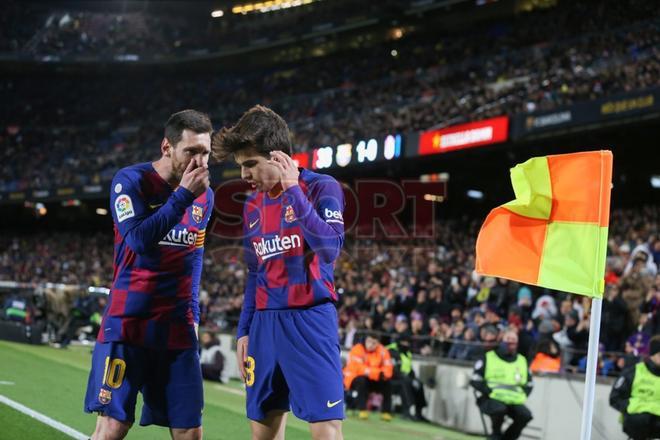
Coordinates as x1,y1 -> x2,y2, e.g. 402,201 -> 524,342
164,109 -> 213,146
362,331 -> 380,343
211,105 -> 292,161
480,324 -> 499,338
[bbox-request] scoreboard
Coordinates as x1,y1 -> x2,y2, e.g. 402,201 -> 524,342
289,117 -> 511,171
291,133 -> 404,170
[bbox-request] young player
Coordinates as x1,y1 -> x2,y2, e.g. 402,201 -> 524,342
212,105 -> 345,440
84,110 -> 213,440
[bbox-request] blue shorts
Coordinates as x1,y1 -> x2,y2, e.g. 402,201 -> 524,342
84,341 -> 203,428
246,302 -> 345,422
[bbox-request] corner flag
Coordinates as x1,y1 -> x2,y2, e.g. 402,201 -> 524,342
475,150 -> 613,297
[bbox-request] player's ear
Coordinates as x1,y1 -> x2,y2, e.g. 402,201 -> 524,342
161,138 -> 172,157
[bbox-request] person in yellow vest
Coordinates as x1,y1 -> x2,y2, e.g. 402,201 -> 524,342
344,333 -> 394,421
609,335 -> 660,440
470,328 -> 533,440
386,335 -> 428,421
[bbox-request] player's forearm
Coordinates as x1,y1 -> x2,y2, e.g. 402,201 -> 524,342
190,247 -> 204,324
284,185 -> 343,263
237,272 -> 257,338
125,188 -> 196,254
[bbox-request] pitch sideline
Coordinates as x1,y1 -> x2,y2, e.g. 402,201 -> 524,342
0,394 -> 88,440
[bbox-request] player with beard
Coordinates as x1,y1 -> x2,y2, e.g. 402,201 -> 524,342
84,110 -> 213,440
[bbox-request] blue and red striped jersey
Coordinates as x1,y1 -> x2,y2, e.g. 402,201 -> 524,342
237,168 -> 345,338
99,162 -> 213,350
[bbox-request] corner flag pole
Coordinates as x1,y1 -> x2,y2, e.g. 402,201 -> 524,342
579,297 -> 603,440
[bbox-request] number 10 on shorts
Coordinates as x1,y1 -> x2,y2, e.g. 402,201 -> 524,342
245,356 -> 256,387
102,357 -> 126,389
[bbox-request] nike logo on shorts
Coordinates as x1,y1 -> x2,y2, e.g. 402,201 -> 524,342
326,399 -> 342,408
249,218 -> 260,228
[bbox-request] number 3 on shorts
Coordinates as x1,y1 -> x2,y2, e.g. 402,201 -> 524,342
245,356 -> 256,387
102,356 -> 126,389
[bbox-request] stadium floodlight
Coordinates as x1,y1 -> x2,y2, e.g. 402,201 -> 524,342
391,49 -> 398,57
234,0 -> 316,14
35,202 -> 47,216
651,175 -> 660,188
96,208 -> 108,216
423,194 -> 444,202
467,190 -> 484,199
391,28 -> 404,40
211,10 -> 224,18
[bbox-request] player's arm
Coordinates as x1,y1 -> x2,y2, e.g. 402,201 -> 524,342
191,243 -> 204,331
284,178 -> 345,264
609,366 -> 635,413
270,151 -> 344,263
237,203 -> 258,339
190,190 -> 214,329
111,169 -> 195,255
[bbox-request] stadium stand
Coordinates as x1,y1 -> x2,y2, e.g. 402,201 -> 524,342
0,0 -> 658,365
2,205 -> 657,376
1,0 -> 659,190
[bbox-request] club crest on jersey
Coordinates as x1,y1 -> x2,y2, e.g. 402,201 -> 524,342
115,195 -> 135,223
192,205 -> 203,223
98,388 -> 112,404
284,205 -> 296,223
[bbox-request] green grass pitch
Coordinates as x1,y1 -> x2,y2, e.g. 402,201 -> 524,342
0,340 -> 481,439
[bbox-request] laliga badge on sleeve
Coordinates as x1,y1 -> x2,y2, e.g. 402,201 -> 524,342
115,195 -> 135,223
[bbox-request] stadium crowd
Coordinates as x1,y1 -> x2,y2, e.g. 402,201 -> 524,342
1,0 -> 659,191
0,0 -> 390,57
1,205 -> 658,376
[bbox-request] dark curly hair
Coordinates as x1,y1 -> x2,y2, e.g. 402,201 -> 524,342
211,105 -> 292,161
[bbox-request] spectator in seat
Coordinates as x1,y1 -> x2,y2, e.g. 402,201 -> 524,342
200,332 -> 224,383
343,333 -> 394,421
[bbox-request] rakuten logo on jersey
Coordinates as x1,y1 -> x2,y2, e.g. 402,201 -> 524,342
253,234 -> 302,261
159,227 -> 198,247
324,208 -> 344,224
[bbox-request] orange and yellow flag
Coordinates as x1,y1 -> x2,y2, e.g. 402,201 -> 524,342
476,150 -> 613,298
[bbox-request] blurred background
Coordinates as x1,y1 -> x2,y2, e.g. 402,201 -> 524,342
0,1 -> 658,439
